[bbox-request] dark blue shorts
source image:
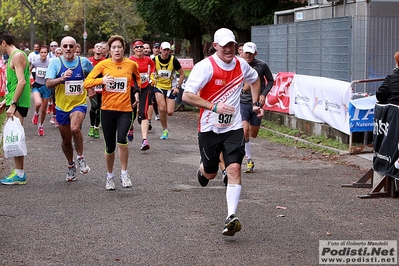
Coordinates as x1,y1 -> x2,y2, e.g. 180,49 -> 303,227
240,102 -> 262,126
154,87 -> 177,99
56,105 -> 87,125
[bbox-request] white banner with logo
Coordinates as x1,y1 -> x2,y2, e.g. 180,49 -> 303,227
290,74 -> 352,134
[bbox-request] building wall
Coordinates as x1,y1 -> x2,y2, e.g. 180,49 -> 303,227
264,0 -> 399,95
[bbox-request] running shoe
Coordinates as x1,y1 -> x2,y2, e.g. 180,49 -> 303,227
38,125 -> 45,136
222,214 -> 242,236
0,170 -> 26,185
160,129 -> 169,139
120,173 -> 132,188
50,115 -> 56,125
66,163 -> 77,182
141,139 -> 150,151
106,176 -> 116,191
222,169 -> 228,186
244,160 -> 254,173
94,127 -> 100,138
148,122 -> 152,131
47,104 -> 52,114
77,157 -> 90,174
197,167 -> 209,187
87,127 -> 95,137
32,113 -> 39,125
128,126 -> 134,141
155,114 -> 160,121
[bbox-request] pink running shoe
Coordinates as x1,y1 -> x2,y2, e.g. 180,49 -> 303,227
38,125 -> 44,136
32,113 -> 39,125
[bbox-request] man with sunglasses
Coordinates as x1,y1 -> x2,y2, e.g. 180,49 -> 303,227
45,36 -> 93,182
129,39 -> 156,151
0,31 -> 31,185
48,41 -> 58,59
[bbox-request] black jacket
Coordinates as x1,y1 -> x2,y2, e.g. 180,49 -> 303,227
376,67 -> 399,104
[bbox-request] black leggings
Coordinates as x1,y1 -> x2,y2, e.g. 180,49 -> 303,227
89,93 -> 102,127
139,85 -> 152,120
101,110 -> 132,154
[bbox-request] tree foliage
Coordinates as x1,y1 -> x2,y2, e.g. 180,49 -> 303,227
136,0 -> 204,62
0,0 -> 304,57
0,0 -> 145,53
86,0 -> 145,45
136,0 -> 305,62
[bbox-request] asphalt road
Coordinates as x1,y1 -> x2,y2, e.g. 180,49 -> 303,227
0,105 -> 397,266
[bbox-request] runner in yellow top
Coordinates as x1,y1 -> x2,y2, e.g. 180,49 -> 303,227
84,35 -> 141,191
153,41 -> 185,139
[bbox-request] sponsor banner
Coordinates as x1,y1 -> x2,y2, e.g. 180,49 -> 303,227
290,74 -> 351,134
177,58 -> 194,70
319,240 -> 397,264
373,103 -> 399,179
349,95 -> 376,132
264,72 -> 294,114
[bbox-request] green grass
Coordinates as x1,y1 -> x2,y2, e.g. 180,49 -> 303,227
259,119 -> 350,155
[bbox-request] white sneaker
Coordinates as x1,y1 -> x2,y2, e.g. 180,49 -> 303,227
66,163 -> 77,182
155,114 -> 160,121
106,177 -> 115,190
120,173 -> 132,188
77,157 -> 90,174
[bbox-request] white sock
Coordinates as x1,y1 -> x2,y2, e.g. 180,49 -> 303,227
121,169 -> 128,175
107,172 -> 114,180
226,184 -> 242,217
15,169 -> 25,177
245,141 -> 252,160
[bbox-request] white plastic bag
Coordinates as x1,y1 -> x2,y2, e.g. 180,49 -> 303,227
3,116 -> 27,158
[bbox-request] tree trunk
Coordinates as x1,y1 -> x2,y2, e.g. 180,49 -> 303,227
29,9 -> 36,49
189,31 -> 204,65
236,29 -> 251,44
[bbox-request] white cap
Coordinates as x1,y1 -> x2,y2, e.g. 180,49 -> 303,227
50,41 -> 58,47
160,42 -> 171,49
214,28 -> 236,46
243,42 -> 257,54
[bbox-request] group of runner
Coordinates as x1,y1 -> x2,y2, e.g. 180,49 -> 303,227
0,28 -> 272,237
0,32 -> 186,189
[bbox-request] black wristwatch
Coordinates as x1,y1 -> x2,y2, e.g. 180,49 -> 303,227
176,85 -> 181,89
252,101 -> 260,107
11,101 -> 17,106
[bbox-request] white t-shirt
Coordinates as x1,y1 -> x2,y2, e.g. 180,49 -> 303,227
184,54 -> 258,133
28,52 -> 40,73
